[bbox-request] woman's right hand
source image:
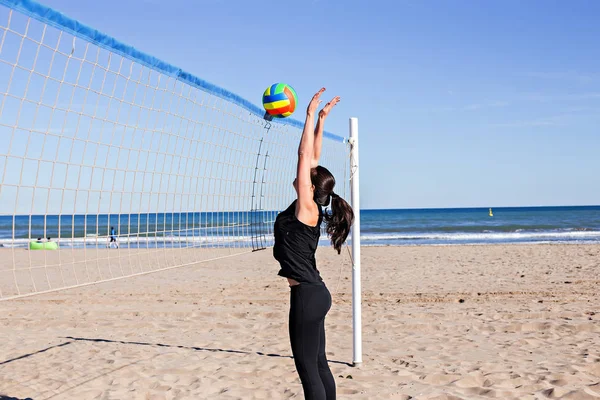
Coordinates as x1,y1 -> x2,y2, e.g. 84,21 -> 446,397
307,88 -> 326,116
319,96 -> 341,119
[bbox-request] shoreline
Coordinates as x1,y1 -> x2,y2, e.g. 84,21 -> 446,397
3,240 -> 600,250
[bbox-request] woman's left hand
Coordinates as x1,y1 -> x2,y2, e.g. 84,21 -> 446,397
307,88 -> 326,116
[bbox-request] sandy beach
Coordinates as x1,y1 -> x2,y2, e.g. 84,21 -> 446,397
0,244 -> 599,399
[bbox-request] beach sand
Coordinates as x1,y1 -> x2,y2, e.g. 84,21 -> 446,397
0,244 -> 599,399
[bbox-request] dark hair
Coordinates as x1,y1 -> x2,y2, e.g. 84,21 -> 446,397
311,166 -> 354,254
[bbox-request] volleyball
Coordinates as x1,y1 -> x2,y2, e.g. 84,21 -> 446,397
262,83 -> 298,118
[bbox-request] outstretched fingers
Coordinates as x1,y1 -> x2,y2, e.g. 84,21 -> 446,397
307,87 -> 326,115
319,96 -> 341,118
313,87 -> 326,99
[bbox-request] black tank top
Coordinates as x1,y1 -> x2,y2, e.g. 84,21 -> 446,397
273,200 -> 323,283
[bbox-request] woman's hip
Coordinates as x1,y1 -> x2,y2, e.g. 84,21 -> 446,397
290,283 -> 332,318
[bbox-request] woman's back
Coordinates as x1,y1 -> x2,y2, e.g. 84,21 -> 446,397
273,200 -> 323,284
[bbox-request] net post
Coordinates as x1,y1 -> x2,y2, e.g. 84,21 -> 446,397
349,117 -> 362,366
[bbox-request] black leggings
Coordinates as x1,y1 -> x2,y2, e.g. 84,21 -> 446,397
289,283 -> 336,400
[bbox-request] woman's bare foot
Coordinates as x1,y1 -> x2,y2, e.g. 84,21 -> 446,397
319,96 -> 340,118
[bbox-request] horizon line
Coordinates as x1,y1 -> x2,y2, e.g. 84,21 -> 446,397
363,204 -> 600,211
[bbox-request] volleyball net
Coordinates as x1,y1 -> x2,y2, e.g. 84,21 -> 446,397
0,0 -> 353,302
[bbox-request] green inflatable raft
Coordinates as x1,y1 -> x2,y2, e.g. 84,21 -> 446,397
29,241 -> 59,250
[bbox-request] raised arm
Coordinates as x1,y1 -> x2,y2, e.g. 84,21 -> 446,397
311,96 -> 341,168
296,88 -> 325,220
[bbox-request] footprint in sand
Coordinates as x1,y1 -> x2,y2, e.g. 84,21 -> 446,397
553,389 -> 600,400
453,374 -> 493,388
420,373 -> 461,385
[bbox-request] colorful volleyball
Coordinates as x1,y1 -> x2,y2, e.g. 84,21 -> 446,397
262,83 -> 298,118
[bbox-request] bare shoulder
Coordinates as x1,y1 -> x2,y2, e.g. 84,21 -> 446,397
295,201 -> 319,228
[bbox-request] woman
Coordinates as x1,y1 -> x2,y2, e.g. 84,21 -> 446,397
273,88 -> 354,400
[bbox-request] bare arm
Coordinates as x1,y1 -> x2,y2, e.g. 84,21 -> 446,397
297,112 -> 316,201
311,115 -> 325,169
296,88 -> 325,223
311,96 -> 340,168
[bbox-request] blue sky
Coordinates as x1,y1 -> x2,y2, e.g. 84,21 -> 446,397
8,0 -> 600,209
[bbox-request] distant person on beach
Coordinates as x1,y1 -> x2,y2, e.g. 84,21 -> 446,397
46,237 -> 51,242
36,237 -> 43,243
273,88 -> 354,400
108,226 -> 119,249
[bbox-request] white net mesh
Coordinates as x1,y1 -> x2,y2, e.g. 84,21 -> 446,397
0,3 -> 350,300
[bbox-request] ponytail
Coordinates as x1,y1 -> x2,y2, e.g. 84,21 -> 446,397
324,192 -> 354,254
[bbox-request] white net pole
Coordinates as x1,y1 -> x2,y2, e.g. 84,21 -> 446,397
349,117 -> 362,366
0,0 -> 351,301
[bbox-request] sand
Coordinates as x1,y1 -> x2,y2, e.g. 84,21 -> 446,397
0,244 -> 599,399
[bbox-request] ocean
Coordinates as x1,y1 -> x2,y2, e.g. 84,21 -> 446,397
1,206 -> 599,249
359,205 -> 600,246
